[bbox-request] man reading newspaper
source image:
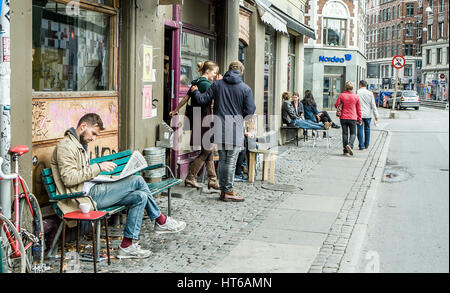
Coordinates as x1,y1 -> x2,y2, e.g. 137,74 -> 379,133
51,113 -> 186,259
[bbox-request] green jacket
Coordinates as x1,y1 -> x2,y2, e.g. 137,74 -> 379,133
50,129 -> 101,216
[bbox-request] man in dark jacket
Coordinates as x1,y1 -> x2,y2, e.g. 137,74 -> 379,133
191,61 -> 256,202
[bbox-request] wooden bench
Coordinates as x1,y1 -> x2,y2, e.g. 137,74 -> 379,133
42,149 -> 182,259
280,125 -> 307,146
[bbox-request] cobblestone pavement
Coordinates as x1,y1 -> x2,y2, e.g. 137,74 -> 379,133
44,127 -> 386,273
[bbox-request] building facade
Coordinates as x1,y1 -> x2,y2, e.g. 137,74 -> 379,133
7,0 -> 313,208
366,0 -> 423,92
420,0 -> 449,101
304,0 -> 367,110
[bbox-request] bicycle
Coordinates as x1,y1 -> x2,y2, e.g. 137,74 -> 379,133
0,209 -> 26,273
0,145 -> 45,272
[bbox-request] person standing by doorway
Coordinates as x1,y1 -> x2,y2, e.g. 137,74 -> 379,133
334,81 -> 362,156
169,61 -> 221,191
356,80 -> 379,150
191,61 -> 256,202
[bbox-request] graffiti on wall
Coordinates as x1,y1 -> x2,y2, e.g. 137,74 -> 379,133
32,97 -> 119,142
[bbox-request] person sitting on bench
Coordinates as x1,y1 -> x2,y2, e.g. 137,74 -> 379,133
50,113 -> 186,260
302,91 -> 340,129
282,92 -> 330,130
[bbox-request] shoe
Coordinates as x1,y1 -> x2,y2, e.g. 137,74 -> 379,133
234,174 -> 248,182
344,153 -> 351,157
117,243 -> 151,259
324,122 -> 331,130
155,217 -> 186,234
205,160 -> 219,190
345,145 -> 354,156
220,190 -> 245,202
185,158 -> 205,189
331,122 -> 340,129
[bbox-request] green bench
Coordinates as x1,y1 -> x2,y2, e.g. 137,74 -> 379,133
42,149 -> 182,259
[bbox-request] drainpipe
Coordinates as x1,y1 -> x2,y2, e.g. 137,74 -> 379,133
0,0 -> 11,218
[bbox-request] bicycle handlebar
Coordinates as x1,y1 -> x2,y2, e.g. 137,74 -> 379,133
0,157 -> 18,180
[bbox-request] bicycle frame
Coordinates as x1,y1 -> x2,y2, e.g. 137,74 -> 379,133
0,154 -> 36,257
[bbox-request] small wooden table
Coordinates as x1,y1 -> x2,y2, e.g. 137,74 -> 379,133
248,148 -> 277,184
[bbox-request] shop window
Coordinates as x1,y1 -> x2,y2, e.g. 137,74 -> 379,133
287,35 -> 296,94
323,18 -> 347,47
32,1 -> 116,92
264,27 -> 276,132
180,31 -> 216,94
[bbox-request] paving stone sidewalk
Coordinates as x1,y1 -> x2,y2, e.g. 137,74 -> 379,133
45,127 -> 388,273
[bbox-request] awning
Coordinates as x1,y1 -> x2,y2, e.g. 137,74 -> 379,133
270,5 -> 316,39
255,0 -> 288,34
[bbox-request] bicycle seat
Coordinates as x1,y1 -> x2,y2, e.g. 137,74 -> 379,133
9,145 -> 29,156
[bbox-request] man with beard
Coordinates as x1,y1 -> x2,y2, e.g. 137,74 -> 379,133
50,113 -> 185,259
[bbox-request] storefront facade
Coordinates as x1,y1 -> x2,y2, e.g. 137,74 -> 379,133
304,0 -> 367,110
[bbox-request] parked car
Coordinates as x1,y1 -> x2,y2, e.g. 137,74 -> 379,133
386,90 -> 420,110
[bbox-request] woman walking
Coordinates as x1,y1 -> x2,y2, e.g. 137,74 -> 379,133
334,81 -> 362,156
170,61 -> 220,190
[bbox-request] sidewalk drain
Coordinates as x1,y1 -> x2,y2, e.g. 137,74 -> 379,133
383,168 -> 412,183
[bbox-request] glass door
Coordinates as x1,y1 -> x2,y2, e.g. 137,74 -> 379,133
323,76 -> 343,110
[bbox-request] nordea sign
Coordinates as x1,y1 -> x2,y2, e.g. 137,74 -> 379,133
319,54 -> 352,63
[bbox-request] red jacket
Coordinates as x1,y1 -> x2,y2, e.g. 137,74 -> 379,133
335,91 -> 362,123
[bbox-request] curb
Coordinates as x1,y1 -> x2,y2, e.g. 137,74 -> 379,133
338,130 -> 392,273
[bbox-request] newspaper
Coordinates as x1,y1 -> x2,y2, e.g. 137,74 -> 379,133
91,151 -> 148,183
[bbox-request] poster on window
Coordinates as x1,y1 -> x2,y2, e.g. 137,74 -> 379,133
142,85 -> 153,120
143,45 -> 153,82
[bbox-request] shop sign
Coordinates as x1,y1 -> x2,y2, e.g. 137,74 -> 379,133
319,54 -> 352,63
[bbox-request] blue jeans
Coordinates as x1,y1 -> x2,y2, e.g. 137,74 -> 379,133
357,118 -> 372,149
291,119 -> 324,130
218,145 -> 241,193
89,175 -> 161,240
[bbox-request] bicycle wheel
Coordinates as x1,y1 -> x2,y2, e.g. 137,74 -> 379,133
18,193 -> 45,272
0,213 -> 26,273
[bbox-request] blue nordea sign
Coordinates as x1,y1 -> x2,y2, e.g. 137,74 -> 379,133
319,54 -> 352,63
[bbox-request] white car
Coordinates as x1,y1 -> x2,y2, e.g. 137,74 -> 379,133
387,90 -> 420,110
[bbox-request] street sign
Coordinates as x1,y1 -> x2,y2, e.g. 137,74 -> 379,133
392,55 -> 406,69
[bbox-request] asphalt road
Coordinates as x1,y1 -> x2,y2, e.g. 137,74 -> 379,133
356,106 -> 449,273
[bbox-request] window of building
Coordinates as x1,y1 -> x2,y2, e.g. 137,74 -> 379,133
287,35 -> 296,94
406,4 -> 414,16
264,27 -> 277,131
438,22 -> 444,39
398,4 -> 401,18
386,27 -> 391,40
397,24 -> 402,38
392,6 -> 396,19
392,25 -> 396,39
426,49 -> 431,64
437,48 -> 442,63
323,18 -> 347,47
405,44 -> 413,55
392,45 -> 395,57
439,0 -> 445,12
180,31 -> 216,94
405,23 -> 414,37
428,24 -> 433,40
32,1 -> 117,91
404,64 -> 412,76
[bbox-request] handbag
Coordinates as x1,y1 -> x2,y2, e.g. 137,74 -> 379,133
336,101 -> 342,118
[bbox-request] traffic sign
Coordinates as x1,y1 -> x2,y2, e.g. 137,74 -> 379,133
392,55 -> 406,69
440,73 -> 446,79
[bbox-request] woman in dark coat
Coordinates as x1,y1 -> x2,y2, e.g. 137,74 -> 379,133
302,92 -> 340,129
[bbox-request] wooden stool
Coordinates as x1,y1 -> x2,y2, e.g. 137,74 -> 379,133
248,148 -> 277,184
60,210 -> 111,273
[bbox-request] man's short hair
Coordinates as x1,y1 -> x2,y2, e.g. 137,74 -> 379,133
359,80 -> 367,87
228,61 -> 245,73
77,113 -> 105,131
